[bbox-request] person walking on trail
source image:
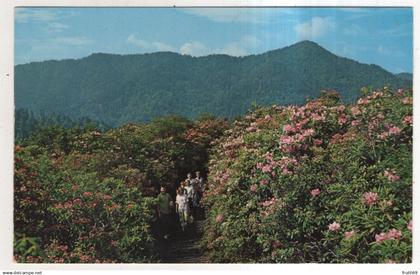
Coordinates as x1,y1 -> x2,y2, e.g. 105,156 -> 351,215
191,182 -> 201,219
157,186 -> 173,239
194,171 -> 205,193
175,186 -> 189,231
184,174 -> 195,222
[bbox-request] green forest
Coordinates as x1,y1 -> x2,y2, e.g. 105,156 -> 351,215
15,41 -> 411,126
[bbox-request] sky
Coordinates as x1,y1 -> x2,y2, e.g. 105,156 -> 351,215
15,7 -> 413,73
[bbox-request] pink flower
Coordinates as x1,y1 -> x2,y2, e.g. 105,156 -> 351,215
388,126 -> 401,135
302,128 -> 315,137
328,222 -> 341,231
338,114 -> 347,126
250,184 -> 258,193
375,232 -> 388,243
215,214 -> 224,223
375,229 -> 403,243
283,124 -> 294,133
351,120 -> 361,126
262,198 -> 277,207
73,198 -> 82,205
407,220 -> 412,231
378,132 -> 389,140
387,229 -> 402,240
401,97 -> 412,105
260,179 -> 269,185
313,139 -> 322,146
310,188 -> 321,197
403,116 -> 413,125
351,106 -> 361,116
344,230 -> 355,239
280,135 -> 295,145
363,192 -> 379,206
83,191 -> 93,197
311,113 -> 324,121
384,169 -> 400,182
358,98 -> 370,105
265,115 -> 272,121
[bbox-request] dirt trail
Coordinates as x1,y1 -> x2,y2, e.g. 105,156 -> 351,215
164,219 -> 207,263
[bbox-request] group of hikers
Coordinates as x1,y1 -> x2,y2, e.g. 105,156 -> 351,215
156,171 -> 205,240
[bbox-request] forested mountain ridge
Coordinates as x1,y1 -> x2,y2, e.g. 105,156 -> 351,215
15,40 -> 411,126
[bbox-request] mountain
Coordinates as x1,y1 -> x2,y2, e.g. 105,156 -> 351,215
15,40 -> 411,126
396,72 -> 413,81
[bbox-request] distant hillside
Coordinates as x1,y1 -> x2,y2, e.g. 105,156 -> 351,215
396,72 -> 413,81
15,40 -> 411,126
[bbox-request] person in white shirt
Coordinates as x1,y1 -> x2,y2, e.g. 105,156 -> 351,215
175,186 -> 189,231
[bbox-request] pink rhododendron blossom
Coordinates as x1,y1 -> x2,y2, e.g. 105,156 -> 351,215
388,126 -> 401,135
351,120 -> 361,126
297,134 -> 306,142
313,139 -> 322,146
260,179 -> 269,185
250,184 -> 258,193
378,132 -> 389,140
328,222 -> 341,231
338,114 -> 347,126
283,124 -> 294,133
351,106 -> 361,116
375,232 -> 388,243
403,116 -> 413,125
376,113 -> 385,120
83,192 -> 93,197
358,98 -> 370,105
215,214 -> 224,223
344,230 -> 355,239
407,220 -> 412,231
302,129 -> 315,137
280,135 -> 295,145
384,169 -> 400,182
387,229 -> 402,240
375,229 -> 403,243
262,198 -> 277,207
264,114 -> 272,121
310,188 -> 321,197
401,97 -> 412,105
363,192 -> 379,206
311,113 -> 324,121
396,88 -> 404,96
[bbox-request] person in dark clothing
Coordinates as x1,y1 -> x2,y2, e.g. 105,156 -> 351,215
156,186 -> 173,239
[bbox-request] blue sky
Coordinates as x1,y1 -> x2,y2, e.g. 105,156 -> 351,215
15,7 -> 413,73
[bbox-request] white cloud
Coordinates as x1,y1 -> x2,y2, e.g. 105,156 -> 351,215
15,8 -> 58,23
180,35 -> 260,57
294,17 -> 334,40
180,41 -> 210,56
127,34 -> 176,52
127,34 -> 261,57
152,42 -> 176,52
127,34 -> 150,48
45,22 -> 69,33
220,42 -> 248,56
180,8 -> 293,24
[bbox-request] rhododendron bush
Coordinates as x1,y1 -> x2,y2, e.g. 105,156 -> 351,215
202,88 -> 412,263
14,116 -> 228,263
